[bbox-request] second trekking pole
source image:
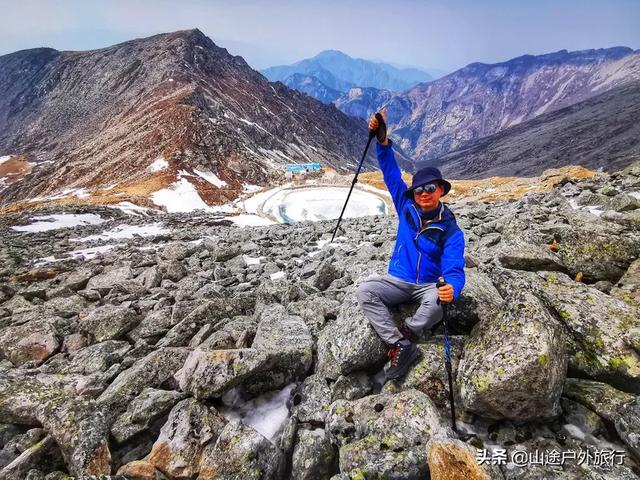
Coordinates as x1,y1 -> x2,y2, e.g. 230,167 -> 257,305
330,111 -> 385,242
436,276 -> 458,434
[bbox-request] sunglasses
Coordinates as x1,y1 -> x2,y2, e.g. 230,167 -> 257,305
412,183 -> 438,195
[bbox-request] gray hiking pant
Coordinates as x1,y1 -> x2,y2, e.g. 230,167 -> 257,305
356,274 -> 443,345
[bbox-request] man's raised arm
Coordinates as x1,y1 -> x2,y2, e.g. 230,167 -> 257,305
369,110 -> 409,213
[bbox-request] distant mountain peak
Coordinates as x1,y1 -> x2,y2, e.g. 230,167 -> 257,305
262,50 -> 433,96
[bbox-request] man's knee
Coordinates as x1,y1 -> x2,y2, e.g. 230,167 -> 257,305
408,301 -> 442,331
356,281 -> 375,305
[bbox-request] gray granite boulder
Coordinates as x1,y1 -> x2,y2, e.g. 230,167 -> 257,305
326,389 -> 451,477
148,398 -> 226,479
86,265 -> 134,295
563,378 -> 640,461
0,318 -> 59,366
98,347 -> 190,415
111,388 -> 186,444
198,421 -> 285,480
458,290 -> 568,421
317,288 -> 387,377
291,428 -> 337,480
79,305 -> 140,342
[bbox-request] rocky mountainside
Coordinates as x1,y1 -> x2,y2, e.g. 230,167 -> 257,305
338,47 -> 640,167
280,73 -> 343,104
0,161 -> 639,478
432,80 -> 640,178
0,30 -> 408,209
262,50 -> 433,94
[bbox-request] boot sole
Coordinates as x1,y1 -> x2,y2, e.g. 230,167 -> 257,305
385,347 -> 422,381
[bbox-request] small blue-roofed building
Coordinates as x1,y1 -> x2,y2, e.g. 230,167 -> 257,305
285,163 -> 321,173
284,163 -> 322,178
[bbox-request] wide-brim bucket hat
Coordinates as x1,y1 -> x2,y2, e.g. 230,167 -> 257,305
405,166 -> 452,197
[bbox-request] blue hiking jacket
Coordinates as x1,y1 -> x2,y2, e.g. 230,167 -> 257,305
377,141 -> 466,300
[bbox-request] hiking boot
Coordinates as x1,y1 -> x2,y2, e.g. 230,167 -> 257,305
399,324 -> 419,343
384,340 -> 422,380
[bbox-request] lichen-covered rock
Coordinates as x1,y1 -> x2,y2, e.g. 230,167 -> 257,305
111,388 -> 186,444
556,230 -> 640,282
291,374 -> 332,425
2,295 -> 35,315
291,428 -> 337,480
0,435 -> 64,480
61,267 -> 95,291
175,348 -> 270,399
0,318 -> 60,366
160,242 -> 197,261
339,435 -> 427,479
500,435 -> 638,480
148,399 -> 226,479
9,334 -> 59,368
0,373 -> 111,476
611,258 -> 640,308
247,304 -> 313,395
448,269 -> 504,334
157,296 -> 255,347
317,289 -> 387,377
86,265 -> 134,295
563,378 -> 640,460
45,340 -> 131,376
312,260 -> 342,291
331,372 -> 372,402
458,290 -> 568,421
74,340 -> 131,372
98,347 -> 190,415
128,307 -> 176,344
286,295 -> 340,338
426,437 -> 504,480
79,304 -> 140,342
116,460 -> 167,480
197,421 -> 284,480
497,239 -> 566,272
326,389 -> 452,477
531,271 -> 640,392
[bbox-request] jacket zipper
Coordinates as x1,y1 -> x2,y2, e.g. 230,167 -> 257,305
414,225 -> 445,284
410,203 -> 445,284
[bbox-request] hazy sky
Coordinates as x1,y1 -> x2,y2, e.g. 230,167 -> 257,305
1,0 -> 639,73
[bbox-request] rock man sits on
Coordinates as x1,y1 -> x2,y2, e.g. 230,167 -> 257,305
356,109 -> 466,380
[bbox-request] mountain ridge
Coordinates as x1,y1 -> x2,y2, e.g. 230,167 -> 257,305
0,29 -> 416,209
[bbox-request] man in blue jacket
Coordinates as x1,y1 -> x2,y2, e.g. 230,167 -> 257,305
356,109 -> 466,380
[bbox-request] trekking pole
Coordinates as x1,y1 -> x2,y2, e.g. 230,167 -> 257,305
330,111 -> 385,242
436,276 -> 458,434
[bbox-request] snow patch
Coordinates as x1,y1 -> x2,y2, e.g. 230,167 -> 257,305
629,191 -> 640,199
568,199 -> 604,217
29,188 -> 92,202
230,214 -> 276,227
34,244 -> 119,266
12,214 -> 105,233
0,155 -> 13,165
111,202 -> 155,216
147,157 -> 169,173
71,223 -> 170,242
243,255 -> 263,266
152,178 -> 214,213
194,168 -> 227,188
270,271 -> 286,281
220,384 -> 295,442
